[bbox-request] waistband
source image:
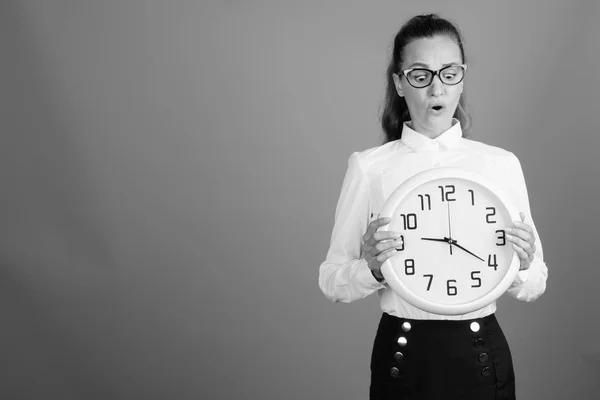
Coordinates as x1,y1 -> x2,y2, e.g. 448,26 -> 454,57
382,312 -> 498,333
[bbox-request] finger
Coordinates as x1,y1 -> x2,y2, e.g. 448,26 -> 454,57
373,230 -> 403,242
365,224 -> 396,247
511,243 -> 529,261
364,234 -> 380,247
366,245 -> 378,258
363,217 -> 392,243
511,221 -> 534,236
374,238 -> 404,254
376,247 -> 402,263
361,243 -> 372,257
370,240 -> 392,256
506,233 -> 532,252
367,240 -> 390,257
508,238 -> 535,261
505,227 -> 533,243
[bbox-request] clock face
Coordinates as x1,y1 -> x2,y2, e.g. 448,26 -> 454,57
380,169 -> 520,315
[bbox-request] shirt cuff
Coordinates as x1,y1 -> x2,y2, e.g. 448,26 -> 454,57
511,268 -> 530,287
358,259 -> 387,287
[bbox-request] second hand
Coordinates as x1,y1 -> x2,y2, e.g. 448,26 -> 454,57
447,200 -> 453,255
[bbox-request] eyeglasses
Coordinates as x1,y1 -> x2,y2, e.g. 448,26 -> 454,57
401,64 -> 467,88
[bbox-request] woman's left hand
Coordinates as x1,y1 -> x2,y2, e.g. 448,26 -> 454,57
505,212 -> 536,271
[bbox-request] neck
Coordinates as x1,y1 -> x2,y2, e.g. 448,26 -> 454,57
410,120 -> 452,139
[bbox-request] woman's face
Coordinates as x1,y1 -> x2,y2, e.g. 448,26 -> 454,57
393,35 -> 464,138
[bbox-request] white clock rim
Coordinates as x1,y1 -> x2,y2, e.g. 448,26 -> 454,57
379,167 -> 521,315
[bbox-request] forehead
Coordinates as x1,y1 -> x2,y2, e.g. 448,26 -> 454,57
402,35 -> 461,69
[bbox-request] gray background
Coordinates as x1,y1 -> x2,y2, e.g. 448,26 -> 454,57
1,0 -> 598,399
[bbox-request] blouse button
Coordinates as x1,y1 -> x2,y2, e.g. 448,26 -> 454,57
478,352 -> 489,363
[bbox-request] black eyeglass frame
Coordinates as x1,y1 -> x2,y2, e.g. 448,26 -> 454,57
400,64 -> 468,88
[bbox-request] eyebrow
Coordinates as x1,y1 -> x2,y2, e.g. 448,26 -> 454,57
407,62 -> 460,69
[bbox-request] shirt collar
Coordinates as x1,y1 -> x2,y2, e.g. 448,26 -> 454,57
400,118 -> 463,152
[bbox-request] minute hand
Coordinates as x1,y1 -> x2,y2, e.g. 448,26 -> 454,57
451,241 -> 485,262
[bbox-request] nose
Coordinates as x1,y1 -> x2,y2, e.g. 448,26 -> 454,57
429,74 -> 444,96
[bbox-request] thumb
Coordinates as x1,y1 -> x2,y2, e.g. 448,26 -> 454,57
519,212 -> 526,222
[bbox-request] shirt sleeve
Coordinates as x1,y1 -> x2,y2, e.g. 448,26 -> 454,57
318,152 -> 387,303
504,153 -> 548,302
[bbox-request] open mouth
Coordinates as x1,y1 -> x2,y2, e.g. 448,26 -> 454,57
431,105 -> 444,111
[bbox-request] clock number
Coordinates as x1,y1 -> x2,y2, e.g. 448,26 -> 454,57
488,254 -> 498,271
495,230 -> 506,246
468,189 -> 475,205
418,194 -> 431,211
395,235 -> 405,251
471,271 -> 482,288
423,274 -> 433,291
485,207 -> 496,224
400,213 -> 418,230
438,185 -> 456,202
404,259 -> 415,275
447,279 -> 457,296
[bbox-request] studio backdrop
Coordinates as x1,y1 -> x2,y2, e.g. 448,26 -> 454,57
1,1 -> 599,399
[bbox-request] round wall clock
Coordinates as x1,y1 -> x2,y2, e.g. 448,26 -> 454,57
379,167 -> 521,315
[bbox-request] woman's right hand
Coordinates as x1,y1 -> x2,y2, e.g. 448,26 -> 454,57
361,217 -> 404,279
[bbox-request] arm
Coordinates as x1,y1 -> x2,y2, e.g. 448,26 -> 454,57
318,152 -> 386,303
504,154 -> 548,302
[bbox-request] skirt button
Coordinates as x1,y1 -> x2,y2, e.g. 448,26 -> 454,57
401,321 -> 412,332
474,338 -> 485,348
393,352 -> 404,362
470,322 -> 481,332
390,367 -> 400,378
481,366 -> 492,377
397,336 -> 407,347
478,352 -> 489,363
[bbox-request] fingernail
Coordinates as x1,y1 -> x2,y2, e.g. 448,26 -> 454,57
506,234 -> 514,239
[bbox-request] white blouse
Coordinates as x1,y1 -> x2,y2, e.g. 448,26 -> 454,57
318,119 -> 548,320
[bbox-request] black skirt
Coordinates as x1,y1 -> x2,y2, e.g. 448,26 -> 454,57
370,312 -> 515,400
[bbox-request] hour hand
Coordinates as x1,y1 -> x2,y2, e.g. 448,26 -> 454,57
421,237 -> 450,243
452,242 -> 485,262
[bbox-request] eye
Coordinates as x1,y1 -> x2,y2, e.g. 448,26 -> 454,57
441,66 -> 463,82
409,72 -> 430,81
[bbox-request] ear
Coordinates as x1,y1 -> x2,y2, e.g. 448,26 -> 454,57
392,73 -> 404,97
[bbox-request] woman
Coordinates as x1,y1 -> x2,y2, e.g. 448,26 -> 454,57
318,14 -> 548,400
